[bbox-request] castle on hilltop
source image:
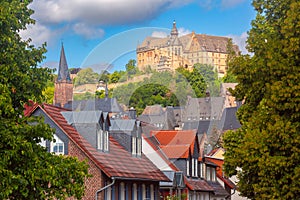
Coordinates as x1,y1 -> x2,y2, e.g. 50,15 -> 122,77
136,21 -> 240,77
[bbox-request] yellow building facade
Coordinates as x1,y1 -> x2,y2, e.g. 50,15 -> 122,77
136,21 -> 239,77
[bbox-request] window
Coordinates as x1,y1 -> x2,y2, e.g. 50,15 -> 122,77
192,158 -> 198,177
206,166 -> 211,180
150,184 -> 154,200
97,130 -> 103,150
97,130 -> 109,152
132,137 -> 136,155
199,162 -> 204,178
132,183 -> 137,200
132,137 -> 142,157
186,159 -> 190,176
206,166 -> 216,181
120,182 -> 125,200
51,135 -> 64,155
104,131 -> 109,152
211,168 -> 216,182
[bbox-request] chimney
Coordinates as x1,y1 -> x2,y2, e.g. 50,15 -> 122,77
129,107 -> 136,119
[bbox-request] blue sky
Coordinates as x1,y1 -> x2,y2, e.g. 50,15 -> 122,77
20,0 -> 256,73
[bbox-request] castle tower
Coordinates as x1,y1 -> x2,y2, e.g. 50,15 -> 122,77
54,44 -> 73,107
170,20 -> 178,39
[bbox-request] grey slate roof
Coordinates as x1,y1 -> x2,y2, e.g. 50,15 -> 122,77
182,120 -> 220,135
183,97 -> 225,121
64,98 -> 123,113
219,107 -> 241,131
61,110 -> 103,124
57,44 -> 71,82
110,119 -> 136,132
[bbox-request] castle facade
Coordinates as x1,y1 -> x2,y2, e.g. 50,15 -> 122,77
136,21 -> 239,77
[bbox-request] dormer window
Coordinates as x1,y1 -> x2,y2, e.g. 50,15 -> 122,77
206,166 -> 216,182
97,130 -> 109,152
191,158 -> 198,177
51,135 -> 64,155
132,136 -> 142,157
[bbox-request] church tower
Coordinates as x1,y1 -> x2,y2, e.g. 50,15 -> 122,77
54,44 -> 73,107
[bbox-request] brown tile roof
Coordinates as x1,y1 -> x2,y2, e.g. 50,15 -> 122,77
151,130 -> 197,158
26,103 -> 169,182
185,177 -> 214,192
207,181 -> 230,196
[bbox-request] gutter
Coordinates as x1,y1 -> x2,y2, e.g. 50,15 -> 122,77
95,177 -> 116,200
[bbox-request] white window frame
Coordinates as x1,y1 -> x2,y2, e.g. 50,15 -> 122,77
137,138 -> 142,157
97,130 -> 109,152
104,131 -> 109,152
186,159 -> 190,176
132,137 -> 137,155
194,158 -> 198,177
200,162 -> 203,178
97,130 -> 103,150
192,158 -> 195,177
51,135 -> 64,155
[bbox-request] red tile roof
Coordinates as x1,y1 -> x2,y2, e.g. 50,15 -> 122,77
26,103 -> 169,182
143,135 -> 179,171
151,130 -> 197,159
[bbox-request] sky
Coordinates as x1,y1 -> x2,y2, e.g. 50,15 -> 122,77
20,0 -> 256,73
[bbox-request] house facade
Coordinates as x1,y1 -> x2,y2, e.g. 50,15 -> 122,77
145,130 -> 229,200
25,103 -> 169,200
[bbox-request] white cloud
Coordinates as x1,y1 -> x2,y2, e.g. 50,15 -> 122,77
19,22 -> 53,47
178,27 -> 192,36
200,0 -> 246,9
30,0 -> 192,25
73,23 -> 105,39
228,32 -> 249,54
151,31 -> 168,38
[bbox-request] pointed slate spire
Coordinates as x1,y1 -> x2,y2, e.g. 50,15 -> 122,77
57,43 -> 71,82
170,20 -> 178,37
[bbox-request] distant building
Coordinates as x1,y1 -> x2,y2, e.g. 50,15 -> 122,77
54,44 -> 73,107
136,21 -> 240,77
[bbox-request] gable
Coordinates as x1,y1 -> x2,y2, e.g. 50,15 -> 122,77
31,107 -> 69,155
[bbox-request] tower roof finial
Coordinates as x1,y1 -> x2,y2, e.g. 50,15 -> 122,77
171,20 -> 178,37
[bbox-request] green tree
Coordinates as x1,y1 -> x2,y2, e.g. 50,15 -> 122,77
74,67 -> 99,86
194,64 -> 220,96
223,38 -> 238,83
0,1 -> 89,199
125,59 -> 138,79
223,0 -> 300,199
109,70 -> 121,83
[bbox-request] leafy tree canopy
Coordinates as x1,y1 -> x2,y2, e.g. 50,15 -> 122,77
74,67 -> 99,86
0,1 -> 89,199
223,0 -> 300,199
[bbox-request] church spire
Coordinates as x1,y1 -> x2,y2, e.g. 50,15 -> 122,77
54,43 -> 73,107
57,43 -> 71,82
170,20 -> 178,37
